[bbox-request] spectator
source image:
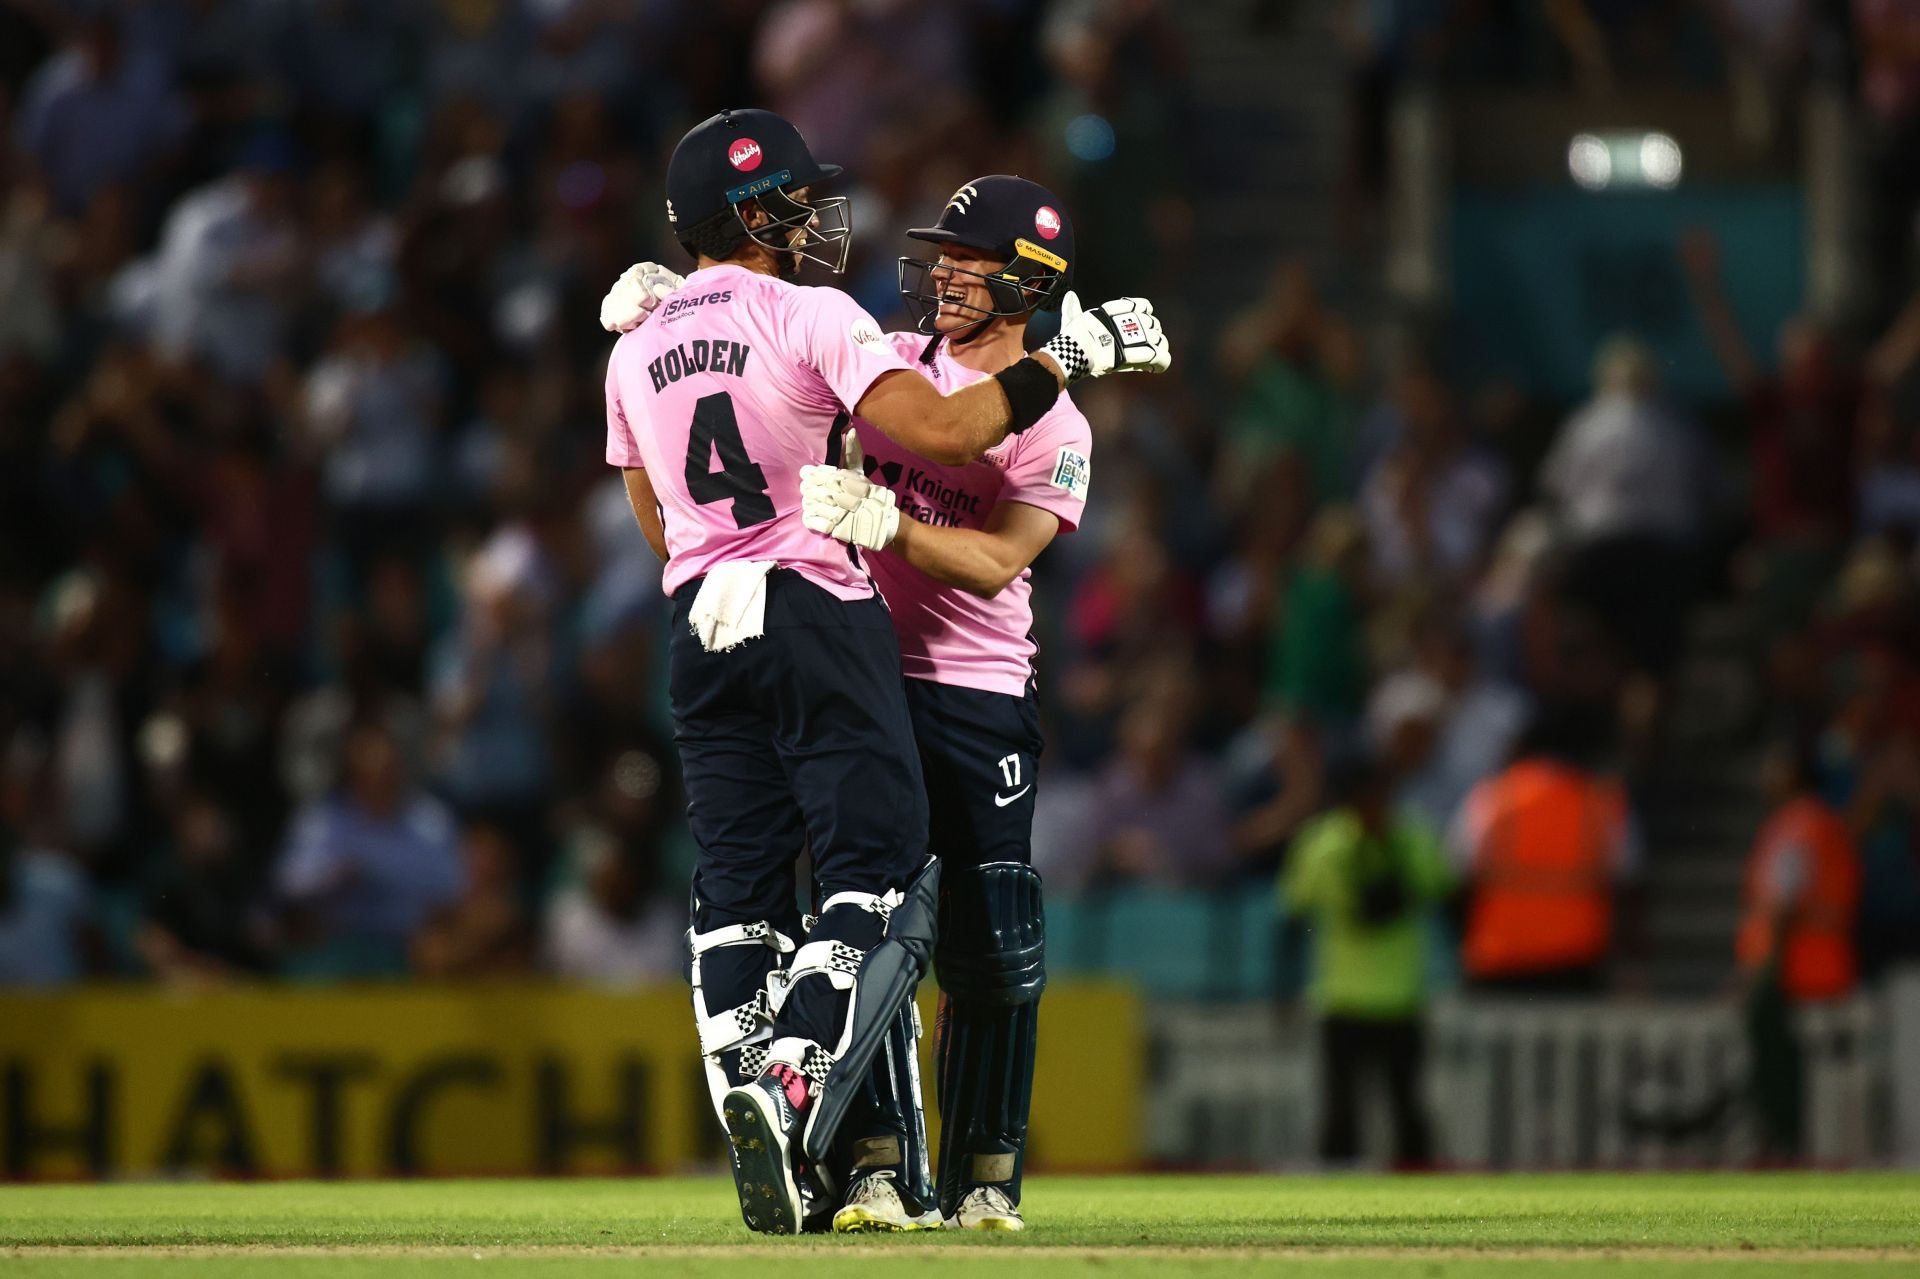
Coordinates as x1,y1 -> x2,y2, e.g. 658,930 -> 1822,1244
301,295 -> 446,556
1449,708 -> 1641,993
1541,336 -> 1713,684
133,130 -> 306,387
1283,748 -> 1451,1167
1087,672 -> 1234,887
0,823 -> 97,987
1359,363 -> 1509,592
1367,615 -> 1529,833
1681,231 -> 1857,549
1215,263 -> 1363,523
275,722 -> 462,975
14,16 -> 186,218
429,527 -> 556,859
1266,507 -> 1370,726
543,829 -> 681,984
1738,738 -> 1861,1003
139,791 -> 272,982
412,821 -> 533,979
1740,736 -> 1862,1162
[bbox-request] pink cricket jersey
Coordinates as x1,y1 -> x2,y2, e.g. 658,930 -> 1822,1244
854,331 -> 1093,697
604,263 -> 917,601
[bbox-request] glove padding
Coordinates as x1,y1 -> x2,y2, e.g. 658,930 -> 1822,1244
600,261 -> 686,333
1039,291 -> 1171,383
800,430 -> 899,551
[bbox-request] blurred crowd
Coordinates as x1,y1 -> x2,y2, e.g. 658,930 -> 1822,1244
1,0 -> 1918,1002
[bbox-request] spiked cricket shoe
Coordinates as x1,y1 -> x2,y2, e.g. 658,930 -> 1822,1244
721,1070 -> 806,1235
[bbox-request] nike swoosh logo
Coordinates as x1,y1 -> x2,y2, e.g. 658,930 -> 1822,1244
993,786 -> 1032,807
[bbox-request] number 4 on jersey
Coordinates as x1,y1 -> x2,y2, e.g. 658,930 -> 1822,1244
685,391 -> 775,528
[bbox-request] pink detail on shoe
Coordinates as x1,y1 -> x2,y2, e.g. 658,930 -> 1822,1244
769,1063 -> 811,1111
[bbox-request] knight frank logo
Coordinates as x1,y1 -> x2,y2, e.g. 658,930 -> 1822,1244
862,455 -> 905,488
865,455 -> 981,526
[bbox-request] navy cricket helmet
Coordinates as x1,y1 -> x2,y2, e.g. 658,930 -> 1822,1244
898,175 -> 1074,342
666,108 -> 852,274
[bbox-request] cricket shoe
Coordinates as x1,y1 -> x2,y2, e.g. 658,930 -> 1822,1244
947,1184 -> 1024,1232
721,1066 -> 809,1235
831,1170 -> 939,1233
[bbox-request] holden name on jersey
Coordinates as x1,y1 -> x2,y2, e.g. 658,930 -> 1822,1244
646,336 -> 752,391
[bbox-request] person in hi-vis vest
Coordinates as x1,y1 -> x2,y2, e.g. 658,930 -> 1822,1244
1738,739 -> 1861,1004
1447,709 -> 1641,994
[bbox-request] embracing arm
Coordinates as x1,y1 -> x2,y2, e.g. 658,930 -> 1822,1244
890,500 -> 1061,599
852,361 -> 1064,467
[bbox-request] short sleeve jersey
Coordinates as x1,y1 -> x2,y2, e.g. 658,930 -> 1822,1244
605,263 -> 917,600
853,332 -> 1093,697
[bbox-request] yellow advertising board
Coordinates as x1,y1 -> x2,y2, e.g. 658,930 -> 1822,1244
0,983 -> 1140,1179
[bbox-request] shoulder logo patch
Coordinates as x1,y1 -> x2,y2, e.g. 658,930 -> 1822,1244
1050,446 -> 1090,501
850,319 -> 891,353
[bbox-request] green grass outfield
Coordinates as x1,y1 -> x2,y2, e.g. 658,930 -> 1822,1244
3,1173 -> 1919,1277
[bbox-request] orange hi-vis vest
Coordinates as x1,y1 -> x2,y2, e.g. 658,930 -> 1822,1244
1737,796 -> 1860,1003
1461,760 -> 1625,979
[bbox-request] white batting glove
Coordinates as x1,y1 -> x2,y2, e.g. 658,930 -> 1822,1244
800,428 -> 898,550
599,262 -> 685,333
1040,291 -> 1172,383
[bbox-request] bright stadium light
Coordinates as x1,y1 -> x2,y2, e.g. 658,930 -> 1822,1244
1569,130 -> 1684,191
1568,133 -> 1612,190
1640,131 -> 1683,188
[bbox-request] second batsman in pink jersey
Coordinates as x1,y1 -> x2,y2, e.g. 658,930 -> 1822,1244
851,327 -> 1090,697
796,176 -> 1101,1231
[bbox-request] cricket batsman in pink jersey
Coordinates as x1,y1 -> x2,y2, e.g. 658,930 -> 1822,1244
605,174 -> 1125,1234
602,111 -> 1170,1236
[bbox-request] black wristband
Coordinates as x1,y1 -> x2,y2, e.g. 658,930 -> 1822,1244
993,357 -> 1061,435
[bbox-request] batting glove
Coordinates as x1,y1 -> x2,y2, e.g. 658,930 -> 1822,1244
599,262 -> 685,333
800,429 -> 898,551
1040,291 -> 1172,383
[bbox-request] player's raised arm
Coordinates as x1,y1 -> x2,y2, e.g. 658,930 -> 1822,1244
595,261 -> 1171,466
851,292 -> 1169,465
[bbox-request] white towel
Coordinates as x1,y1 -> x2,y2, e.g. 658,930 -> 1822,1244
688,560 -> 775,652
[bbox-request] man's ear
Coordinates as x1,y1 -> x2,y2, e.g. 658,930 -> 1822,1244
740,199 -> 771,231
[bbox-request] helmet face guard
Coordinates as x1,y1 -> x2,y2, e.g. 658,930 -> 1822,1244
730,176 -> 852,275
896,238 -> 1068,340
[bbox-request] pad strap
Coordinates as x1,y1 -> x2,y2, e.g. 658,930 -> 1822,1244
696,988 -> 773,1056
768,1036 -> 839,1084
689,920 -> 796,958
788,939 -> 865,987
819,889 -> 897,921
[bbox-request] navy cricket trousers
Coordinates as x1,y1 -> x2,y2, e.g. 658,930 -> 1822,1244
667,569 -> 929,936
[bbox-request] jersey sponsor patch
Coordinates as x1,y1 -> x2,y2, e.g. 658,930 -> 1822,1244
1050,446 -> 1090,501
850,319 -> 891,353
